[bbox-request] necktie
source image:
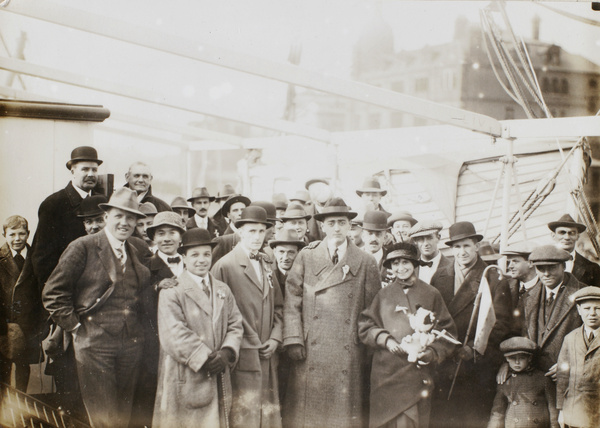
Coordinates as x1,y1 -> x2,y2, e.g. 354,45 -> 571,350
589,331 -> 595,346
13,252 -> 25,271
519,284 -> 527,296
546,292 -> 554,308
167,256 -> 181,264
249,252 -> 261,261
200,278 -> 210,298
421,260 -> 433,268
331,248 -> 339,265
115,246 -> 126,271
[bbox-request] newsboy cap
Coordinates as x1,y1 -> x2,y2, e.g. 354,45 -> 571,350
409,220 -> 443,238
528,245 -> 572,265
548,214 -> 586,233
66,146 -> 103,169
572,286 -> 600,303
501,242 -> 535,257
499,337 -> 537,356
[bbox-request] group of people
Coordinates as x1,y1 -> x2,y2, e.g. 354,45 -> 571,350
1,145 -> 600,428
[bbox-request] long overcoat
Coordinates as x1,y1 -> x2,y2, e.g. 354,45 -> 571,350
283,238 -> 381,428
557,326 -> 600,428
153,271 -> 243,428
487,368 -> 559,428
521,273 -> 582,371
211,244 -> 284,428
358,278 -> 457,428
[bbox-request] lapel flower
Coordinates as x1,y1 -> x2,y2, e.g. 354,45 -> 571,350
342,265 -> 350,281
217,289 -> 227,300
264,265 -> 274,289
395,305 -> 408,314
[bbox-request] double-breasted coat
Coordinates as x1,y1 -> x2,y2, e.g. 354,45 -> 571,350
487,368 -> 559,428
521,273 -> 583,371
211,244 -> 284,428
283,238 -> 381,428
557,325 -> 600,428
153,271 -> 243,428
358,278 -> 457,428
429,256 -> 513,428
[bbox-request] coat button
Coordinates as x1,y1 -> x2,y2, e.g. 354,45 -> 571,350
344,345 -> 349,350
342,370 -> 348,375
313,315 -> 319,320
345,319 -> 351,324
532,401 -> 537,406
311,340 -> 317,346
514,418 -> 519,423
512,401 -> 518,406
348,293 -> 353,298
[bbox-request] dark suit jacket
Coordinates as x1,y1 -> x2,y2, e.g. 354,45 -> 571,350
186,216 -> 220,239
572,251 -> 600,287
124,184 -> 171,213
42,230 -> 151,332
431,256 -> 512,366
29,182 -> 95,289
211,233 -> 241,266
522,273 -> 583,371
0,243 -> 30,337
430,253 -> 453,285
211,207 -> 229,237
304,204 -> 325,243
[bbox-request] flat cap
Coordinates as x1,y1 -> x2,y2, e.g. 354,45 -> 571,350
572,286 -> 600,303
529,245 -> 572,265
409,220 -> 443,238
500,336 -> 537,356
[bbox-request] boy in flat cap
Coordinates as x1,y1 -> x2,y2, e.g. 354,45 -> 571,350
488,337 -> 558,428
409,219 -> 452,285
557,286 -> 600,428
283,198 -> 381,428
549,213 -> 600,287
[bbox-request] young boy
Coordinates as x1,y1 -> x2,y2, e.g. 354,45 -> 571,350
488,336 -> 558,428
0,215 -> 30,390
557,286 -> 600,428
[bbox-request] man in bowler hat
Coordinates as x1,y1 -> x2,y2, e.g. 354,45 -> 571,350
429,221 -> 512,428
43,187 -> 151,428
211,206 -> 283,428
548,213 -> 600,287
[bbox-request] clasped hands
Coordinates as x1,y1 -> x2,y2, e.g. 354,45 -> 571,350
386,338 -> 435,365
204,348 -> 234,375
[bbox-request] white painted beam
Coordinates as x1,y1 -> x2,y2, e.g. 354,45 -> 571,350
0,84 -> 244,146
0,56 -> 332,143
2,0 -> 503,137
501,116 -> 600,139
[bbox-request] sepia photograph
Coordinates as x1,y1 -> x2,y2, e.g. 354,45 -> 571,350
1,1 -> 600,427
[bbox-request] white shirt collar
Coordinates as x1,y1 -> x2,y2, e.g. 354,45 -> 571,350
105,228 -> 125,246
328,238 -> 348,261
195,214 -> 208,227
187,271 -> 211,289
584,325 -> 600,338
72,182 -> 91,199
10,247 -> 27,259
157,251 -> 183,276
522,275 -> 538,291
545,281 -> 563,297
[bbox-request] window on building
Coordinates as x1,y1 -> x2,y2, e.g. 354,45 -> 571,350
561,79 -> 568,94
590,78 -> 597,89
542,77 -> 550,93
552,78 -> 560,93
415,77 -> 429,92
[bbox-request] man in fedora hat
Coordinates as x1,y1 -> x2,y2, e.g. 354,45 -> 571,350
289,190 -> 311,208
43,187 -> 151,428
356,177 -> 390,214
78,194 -> 108,235
387,211 -> 418,244
429,221 -> 512,428
283,198 -> 381,428
408,219 -> 452,285
131,211 -> 186,428
360,210 -> 390,275
548,213 -> 600,287
186,187 -> 219,239
268,228 -> 306,405
170,197 -> 196,229
281,203 -> 312,244
211,184 -> 237,236
124,162 -> 171,212
211,205 -> 283,428
220,194 -> 252,236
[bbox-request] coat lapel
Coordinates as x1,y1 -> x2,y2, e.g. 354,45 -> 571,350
210,274 -> 225,323
181,271 -> 213,316
524,282 -> 542,341
97,231 -> 118,284
233,245 -> 263,293
447,259 -> 484,317
541,275 -> 577,346
587,329 -> 600,355
0,243 -> 20,280
314,239 -> 360,292
572,252 -> 585,281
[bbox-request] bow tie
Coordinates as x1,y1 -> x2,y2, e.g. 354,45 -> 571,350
167,256 -> 181,264
421,261 -> 433,268
249,253 -> 261,261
